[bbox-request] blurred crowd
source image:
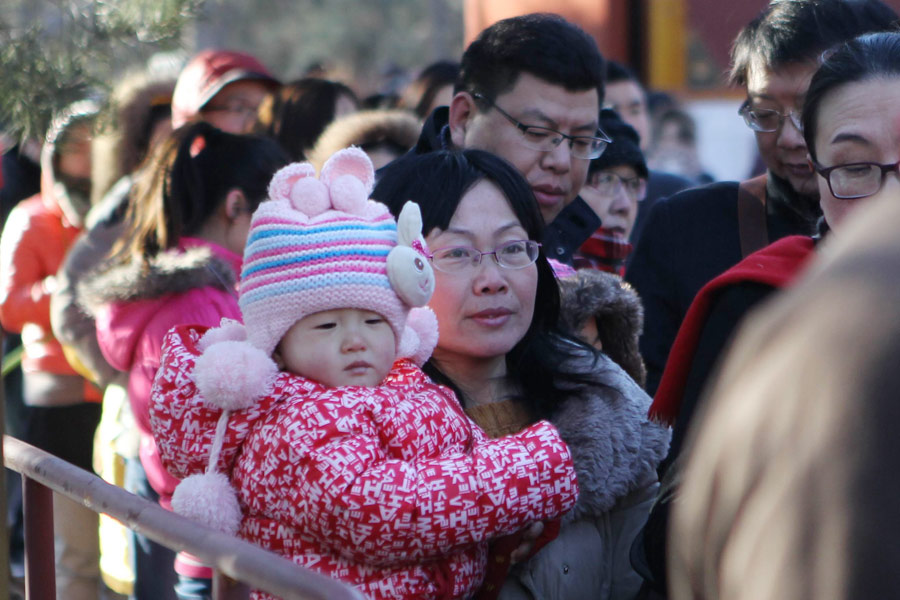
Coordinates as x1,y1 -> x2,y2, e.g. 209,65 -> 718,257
2,1 -> 900,600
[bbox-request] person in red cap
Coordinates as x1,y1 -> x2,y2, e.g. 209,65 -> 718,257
171,49 -> 280,134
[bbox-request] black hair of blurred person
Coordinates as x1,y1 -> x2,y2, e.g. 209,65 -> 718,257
361,93 -> 400,110
253,78 -> 359,161
605,60 -> 639,85
402,60 -> 460,119
113,122 -> 289,263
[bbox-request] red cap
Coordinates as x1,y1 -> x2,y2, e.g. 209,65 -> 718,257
172,49 -> 280,128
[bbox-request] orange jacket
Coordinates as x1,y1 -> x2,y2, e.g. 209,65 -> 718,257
0,190 -> 100,401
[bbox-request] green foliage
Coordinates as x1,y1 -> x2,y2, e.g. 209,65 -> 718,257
195,0 -> 462,93
0,0 -> 462,140
0,0 -> 203,140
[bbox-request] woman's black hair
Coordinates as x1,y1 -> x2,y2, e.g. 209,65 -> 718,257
253,77 -> 358,161
113,121 -> 290,263
803,31 -> 900,162
372,149 -> 598,418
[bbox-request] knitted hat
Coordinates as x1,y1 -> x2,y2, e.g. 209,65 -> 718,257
589,108 -> 648,179
239,146 -> 435,358
172,49 -> 280,128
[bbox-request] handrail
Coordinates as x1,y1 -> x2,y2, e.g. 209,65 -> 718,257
4,435 -> 366,600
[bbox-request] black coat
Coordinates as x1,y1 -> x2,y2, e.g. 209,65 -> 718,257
630,170 -> 695,248
624,172 -> 820,394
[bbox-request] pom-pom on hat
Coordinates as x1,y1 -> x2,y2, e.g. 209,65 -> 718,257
239,147 -> 435,357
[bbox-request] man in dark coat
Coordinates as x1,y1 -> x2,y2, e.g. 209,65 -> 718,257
625,0 -> 899,396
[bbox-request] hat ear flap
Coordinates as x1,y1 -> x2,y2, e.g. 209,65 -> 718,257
320,147 -> 375,196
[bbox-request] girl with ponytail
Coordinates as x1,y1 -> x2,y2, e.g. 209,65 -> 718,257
81,121 -> 289,599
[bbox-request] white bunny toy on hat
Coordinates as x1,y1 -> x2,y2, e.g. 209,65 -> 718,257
171,147 -> 439,535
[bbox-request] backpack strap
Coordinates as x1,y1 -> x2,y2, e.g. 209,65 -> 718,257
738,174 -> 769,258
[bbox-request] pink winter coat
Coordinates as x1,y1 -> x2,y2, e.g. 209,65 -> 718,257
151,324 -> 580,600
83,238 -> 243,505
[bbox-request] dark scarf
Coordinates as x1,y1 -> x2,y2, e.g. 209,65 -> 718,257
766,171 -> 821,236
573,227 -> 634,276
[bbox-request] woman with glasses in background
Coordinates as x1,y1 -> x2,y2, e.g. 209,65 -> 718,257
373,148 -> 669,600
574,109 -> 648,276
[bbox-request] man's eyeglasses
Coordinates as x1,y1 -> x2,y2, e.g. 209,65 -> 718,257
473,93 -> 610,159
428,240 -> 541,273
811,158 -> 900,199
738,101 -> 803,133
587,172 -> 647,201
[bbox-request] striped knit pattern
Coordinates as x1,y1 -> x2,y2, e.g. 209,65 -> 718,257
239,199 -> 407,356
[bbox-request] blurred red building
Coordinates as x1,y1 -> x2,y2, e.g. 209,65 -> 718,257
464,0 -> 900,94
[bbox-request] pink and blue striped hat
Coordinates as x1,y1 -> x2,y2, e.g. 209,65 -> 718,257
238,148 -> 421,356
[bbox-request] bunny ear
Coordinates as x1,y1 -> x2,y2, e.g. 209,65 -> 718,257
320,147 -> 375,195
267,162 -> 317,203
396,201 -> 424,247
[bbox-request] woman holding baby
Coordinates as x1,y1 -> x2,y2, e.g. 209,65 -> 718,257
373,149 -> 668,600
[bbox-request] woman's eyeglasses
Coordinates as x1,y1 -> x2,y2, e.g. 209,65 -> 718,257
811,158 -> 900,199
428,240 -> 541,273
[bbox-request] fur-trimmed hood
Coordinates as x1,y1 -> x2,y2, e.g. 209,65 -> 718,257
559,269 -> 647,387
79,245 -> 237,314
551,346 -> 670,521
40,100 -> 100,229
308,109 -> 420,172
80,240 -> 244,472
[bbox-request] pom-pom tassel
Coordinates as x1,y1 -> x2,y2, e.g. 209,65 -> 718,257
171,410 -> 243,536
193,340 -> 278,411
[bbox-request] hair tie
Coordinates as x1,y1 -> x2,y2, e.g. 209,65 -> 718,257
190,134 -> 207,158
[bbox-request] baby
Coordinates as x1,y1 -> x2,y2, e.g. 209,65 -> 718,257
150,148 -> 579,600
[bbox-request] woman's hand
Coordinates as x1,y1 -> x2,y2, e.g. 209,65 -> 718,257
509,521 -> 545,564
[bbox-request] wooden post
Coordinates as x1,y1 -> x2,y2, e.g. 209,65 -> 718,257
646,0 -> 687,91
22,476 -> 55,600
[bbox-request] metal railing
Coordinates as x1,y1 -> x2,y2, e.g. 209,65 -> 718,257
4,435 -> 366,600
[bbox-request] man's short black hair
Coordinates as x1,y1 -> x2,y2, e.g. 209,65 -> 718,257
456,13 -> 605,103
605,60 -> 639,85
729,0 -> 898,86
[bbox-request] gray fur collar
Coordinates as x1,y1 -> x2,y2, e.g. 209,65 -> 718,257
79,246 -> 236,313
551,347 -> 670,520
